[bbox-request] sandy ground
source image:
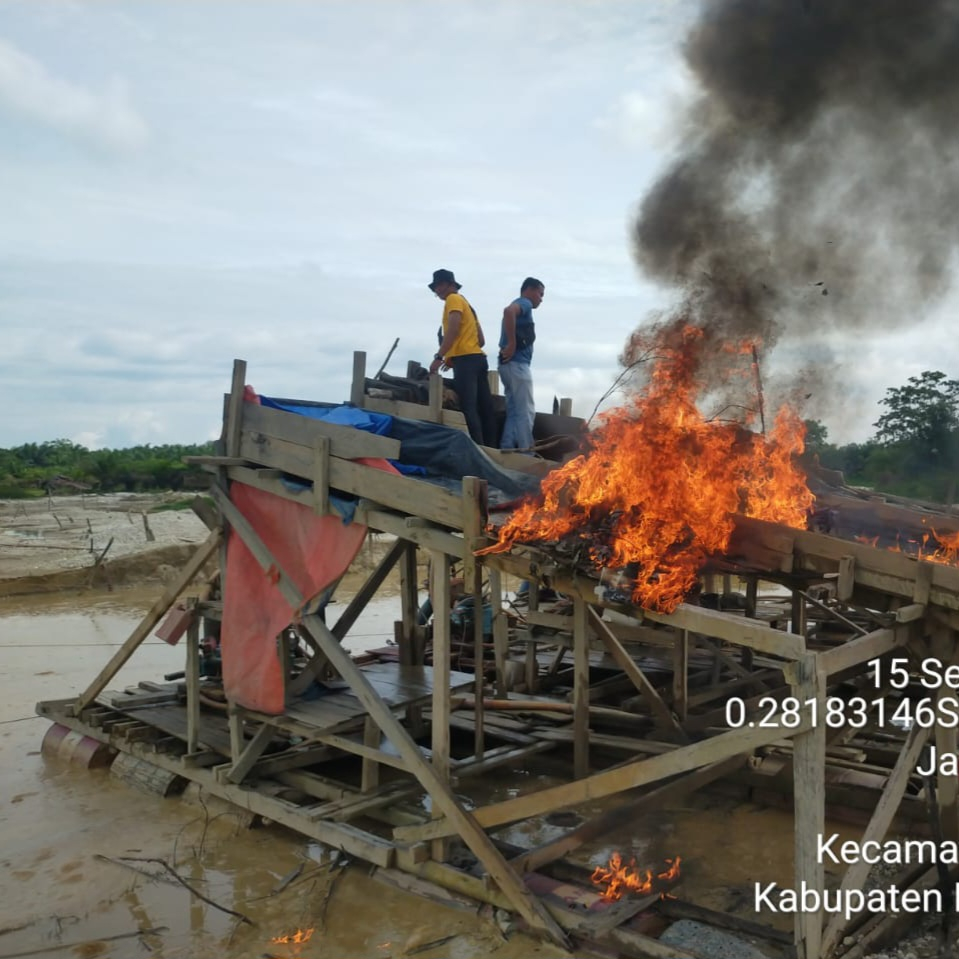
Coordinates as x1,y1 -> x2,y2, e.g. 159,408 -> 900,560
0,493 -> 212,596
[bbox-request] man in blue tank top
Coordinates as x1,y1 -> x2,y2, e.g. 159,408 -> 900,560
498,277 -> 545,450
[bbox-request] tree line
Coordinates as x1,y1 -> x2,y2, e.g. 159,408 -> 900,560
804,370 -> 959,504
0,439 -> 215,498
2,370 -> 957,504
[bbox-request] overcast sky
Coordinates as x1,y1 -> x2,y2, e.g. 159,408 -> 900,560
2,0 -> 956,451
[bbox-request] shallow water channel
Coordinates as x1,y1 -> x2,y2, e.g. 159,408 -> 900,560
0,586 -> 819,958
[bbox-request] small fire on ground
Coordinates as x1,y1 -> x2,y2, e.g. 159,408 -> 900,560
270,928 -> 315,945
591,852 -> 682,902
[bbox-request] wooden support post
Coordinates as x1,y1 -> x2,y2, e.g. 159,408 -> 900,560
362,716 -> 381,793
207,485 -> 570,948
791,589 -> 807,638
73,530 -> 221,714
312,436 -> 330,515
185,613 -> 201,755
673,629 -> 689,722
489,567 -> 510,698
428,372 -> 443,423
837,555 -> 855,602
225,720 -> 275,784
462,477 -> 487,759
351,351 -> 367,408
790,654 -> 826,959
430,549 -> 452,861
573,597 -> 590,779
399,542 -> 419,667
228,702 -> 244,762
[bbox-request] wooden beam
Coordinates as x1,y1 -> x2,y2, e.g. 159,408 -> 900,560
510,755 -> 744,874
363,395 -> 468,431
589,608 -> 687,741
483,553 -> 807,659
819,721 -> 931,956
73,530 -> 221,714
224,720 -> 276,784
206,485 -> 570,949
242,400 -> 401,461
394,715 -> 812,843
817,625 -> 911,677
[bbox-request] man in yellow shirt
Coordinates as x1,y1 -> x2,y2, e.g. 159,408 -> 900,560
427,269 -> 497,447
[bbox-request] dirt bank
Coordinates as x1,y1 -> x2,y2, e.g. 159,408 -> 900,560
0,493 -> 211,596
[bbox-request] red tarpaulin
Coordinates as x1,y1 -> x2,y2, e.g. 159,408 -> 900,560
221,469 -> 396,714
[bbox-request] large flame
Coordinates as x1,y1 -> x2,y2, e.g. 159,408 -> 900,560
481,323 -> 814,612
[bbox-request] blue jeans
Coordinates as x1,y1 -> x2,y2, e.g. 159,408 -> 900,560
498,360 -> 534,450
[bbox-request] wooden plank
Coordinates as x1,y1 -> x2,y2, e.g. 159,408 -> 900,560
354,505 -> 467,557
819,721 -> 931,956
817,626 -> 910,676
510,755 -> 744,874
209,484 -> 569,948
73,530 -> 221,714
242,399 -> 401,461
394,715 -> 813,843
643,604 -> 806,660
228,455 -> 465,530
363,395 -> 468,431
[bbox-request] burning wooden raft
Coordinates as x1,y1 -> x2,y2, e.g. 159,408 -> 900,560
36,353 -> 959,959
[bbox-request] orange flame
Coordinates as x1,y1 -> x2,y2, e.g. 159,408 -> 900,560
591,853 -> 682,902
480,323 -> 813,611
270,928 -> 314,945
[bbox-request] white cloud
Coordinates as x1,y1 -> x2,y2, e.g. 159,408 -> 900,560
0,37 -> 149,152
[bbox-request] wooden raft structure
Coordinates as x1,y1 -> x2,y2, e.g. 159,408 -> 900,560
36,354 -> 959,959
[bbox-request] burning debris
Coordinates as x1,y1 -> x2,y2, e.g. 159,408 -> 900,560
480,322 -> 813,613
591,853 -> 682,903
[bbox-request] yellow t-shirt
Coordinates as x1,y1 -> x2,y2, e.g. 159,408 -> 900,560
442,293 -> 483,358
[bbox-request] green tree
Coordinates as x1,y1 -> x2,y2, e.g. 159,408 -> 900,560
873,370 -> 959,462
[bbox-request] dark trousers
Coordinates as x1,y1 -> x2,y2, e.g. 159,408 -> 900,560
451,353 -> 497,447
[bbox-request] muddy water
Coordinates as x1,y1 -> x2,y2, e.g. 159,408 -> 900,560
0,586 -> 832,958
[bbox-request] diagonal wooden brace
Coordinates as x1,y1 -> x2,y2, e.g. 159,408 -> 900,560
210,484 -> 570,950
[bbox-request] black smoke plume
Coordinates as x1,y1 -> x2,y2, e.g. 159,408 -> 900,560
627,0 -> 959,422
